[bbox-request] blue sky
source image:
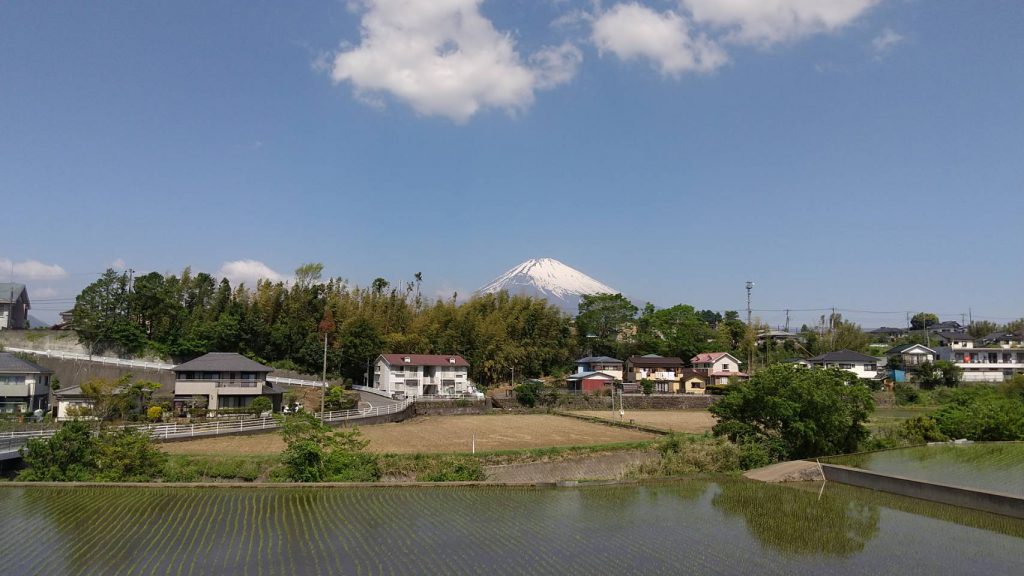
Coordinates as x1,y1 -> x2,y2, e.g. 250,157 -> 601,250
2,0 -> 1022,328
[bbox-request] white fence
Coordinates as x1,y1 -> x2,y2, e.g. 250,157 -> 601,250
2,347 -> 325,388
0,400 -> 412,454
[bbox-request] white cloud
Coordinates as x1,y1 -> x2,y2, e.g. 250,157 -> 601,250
34,287 -> 58,299
0,258 -> 68,280
217,260 -> 287,287
592,3 -> 727,77
330,0 -> 581,122
871,28 -> 903,59
111,258 -> 127,270
679,0 -> 881,46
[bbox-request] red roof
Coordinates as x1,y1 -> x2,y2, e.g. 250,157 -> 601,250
691,352 -> 732,363
380,354 -> 470,367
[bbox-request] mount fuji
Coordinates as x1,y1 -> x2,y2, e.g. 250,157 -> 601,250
476,258 -> 618,313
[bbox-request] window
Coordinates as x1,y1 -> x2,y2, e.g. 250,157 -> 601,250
838,363 -> 854,370
864,364 -> 877,371
721,363 -> 730,372
0,375 -> 26,385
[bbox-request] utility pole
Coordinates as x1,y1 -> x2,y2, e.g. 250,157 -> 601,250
321,333 -> 328,417
745,281 -> 754,372
784,309 -> 790,333
830,307 -> 836,350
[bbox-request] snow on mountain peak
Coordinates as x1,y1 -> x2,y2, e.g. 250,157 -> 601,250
476,258 -> 617,311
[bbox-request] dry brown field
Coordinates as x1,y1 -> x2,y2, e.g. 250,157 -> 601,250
161,414 -> 657,456
568,409 -> 717,434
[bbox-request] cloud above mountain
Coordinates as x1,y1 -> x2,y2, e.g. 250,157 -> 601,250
328,0 -> 885,121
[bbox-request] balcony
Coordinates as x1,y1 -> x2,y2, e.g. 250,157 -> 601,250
0,383 -> 31,397
175,379 -> 263,396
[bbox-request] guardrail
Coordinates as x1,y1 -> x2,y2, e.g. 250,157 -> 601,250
2,347 -> 325,388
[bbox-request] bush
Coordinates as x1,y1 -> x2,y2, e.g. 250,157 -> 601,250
94,428 -> 167,481
514,381 -> 543,408
630,434 -> 742,477
930,387 -> 1024,441
251,396 -> 272,415
277,412 -> 381,482
893,383 -> 920,405
899,416 -> 948,444
147,406 -> 163,422
640,379 -> 654,396
19,421 -> 98,481
415,456 -> 486,482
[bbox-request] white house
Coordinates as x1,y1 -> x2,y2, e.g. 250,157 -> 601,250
372,354 -> 474,398
805,349 -> 882,380
690,352 -> 748,386
0,352 -> 51,414
936,331 -> 1024,383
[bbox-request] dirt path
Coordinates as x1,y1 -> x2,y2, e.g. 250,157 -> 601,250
568,410 -> 716,434
485,451 -> 657,483
743,460 -> 823,483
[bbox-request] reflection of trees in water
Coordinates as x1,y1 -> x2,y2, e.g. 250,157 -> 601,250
712,481 -> 880,557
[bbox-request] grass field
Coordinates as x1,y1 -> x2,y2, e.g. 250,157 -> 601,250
161,414 -> 658,456
568,410 -> 717,433
867,406 -> 937,429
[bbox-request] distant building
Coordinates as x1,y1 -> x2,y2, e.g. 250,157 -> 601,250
935,332 -> 1024,383
172,352 -> 282,414
0,352 -> 52,414
0,283 -> 30,330
885,343 -> 937,368
372,354 -> 474,398
929,321 -> 964,335
625,355 -> 685,393
691,352 -> 748,387
869,327 -> 909,341
756,330 -> 799,344
805,350 -> 882,380
566,371 -> 617,393
574,356 -> 623,381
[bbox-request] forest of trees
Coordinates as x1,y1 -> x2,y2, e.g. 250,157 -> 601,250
70,265 -> 1022,387
72,265 -> 575,385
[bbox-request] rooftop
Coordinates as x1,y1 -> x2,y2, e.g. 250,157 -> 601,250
173,352 -> 274,373
0,352 -> 53,374
575,356 -> 623,364
379,354 -> 470,367
807,349 -> 880,364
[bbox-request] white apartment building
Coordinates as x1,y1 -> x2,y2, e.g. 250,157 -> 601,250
372,354 -> 475,398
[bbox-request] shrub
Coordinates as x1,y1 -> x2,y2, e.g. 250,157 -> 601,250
415,456 -> 486,482
631,434 -> 742,477
899,416 -> 948,444
147,406 -> 163,422
640,379 -> 654,396
514,381 -> 542,408
19,421 -> 98,481
930,387 -> 1024,441
277,412 -> 380,482
94,429 -> 167,482
893,383 -> 920,405
251,396 -> 273,415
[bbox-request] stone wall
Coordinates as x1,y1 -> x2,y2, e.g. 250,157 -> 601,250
554,394 -> 720,411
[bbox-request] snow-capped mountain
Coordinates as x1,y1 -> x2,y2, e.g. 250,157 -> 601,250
476,258 -> 618,313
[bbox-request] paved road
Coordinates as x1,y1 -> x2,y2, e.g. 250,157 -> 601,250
358,391 -> 401,409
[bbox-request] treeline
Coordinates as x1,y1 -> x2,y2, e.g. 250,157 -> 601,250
72,265 -> 574,385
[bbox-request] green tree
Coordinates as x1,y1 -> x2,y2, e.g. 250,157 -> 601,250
19,421 -> 98,481
73,269 -> 146,354
710,365 -> 874,460
910,312 -> 939,331
277,411 -> 380,482
514,380 -> 543,408
915,360 -> 962,389
640,378 -> 654,396
94,429 -> 167,481
576,293 -> 637,357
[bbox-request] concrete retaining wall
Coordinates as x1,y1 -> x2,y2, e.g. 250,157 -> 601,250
821,463 -> 1024,520
554,395 -> 720,411
413,399 -> 491,416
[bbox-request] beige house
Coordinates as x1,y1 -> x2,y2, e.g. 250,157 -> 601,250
0,352 -> 51,414
172,352 -> 282,414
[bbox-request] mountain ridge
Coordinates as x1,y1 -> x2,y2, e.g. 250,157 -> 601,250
476,258 -> 618,313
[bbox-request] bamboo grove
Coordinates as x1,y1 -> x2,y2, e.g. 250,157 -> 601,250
71,264 -> 575,385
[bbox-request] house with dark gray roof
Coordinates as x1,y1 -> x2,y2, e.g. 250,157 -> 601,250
805,349 -> 882,379
0,352 -> 52,413
0,283 -> 30,330
574,356 -> 623,380
172,352 -> 282,415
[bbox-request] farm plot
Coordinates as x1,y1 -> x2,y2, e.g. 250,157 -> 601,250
568,410 -> 717,434
161,414 -> 657,456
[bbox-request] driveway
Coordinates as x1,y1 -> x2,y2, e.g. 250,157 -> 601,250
358,391 -> 402,409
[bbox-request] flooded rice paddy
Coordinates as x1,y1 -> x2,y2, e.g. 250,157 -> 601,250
1,479 -> 1022,575
827,442 -> 1024,496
